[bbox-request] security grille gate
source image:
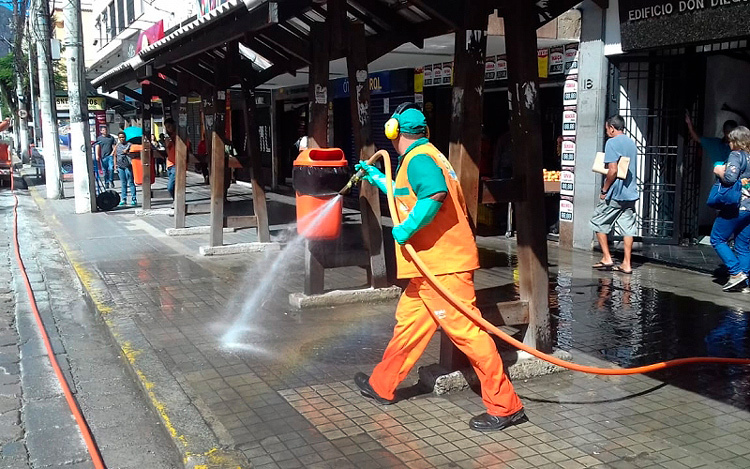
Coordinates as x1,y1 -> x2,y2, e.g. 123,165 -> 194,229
608,54 -> 705,244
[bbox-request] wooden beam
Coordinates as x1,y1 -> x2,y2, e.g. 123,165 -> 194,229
141,84 -> 153,210
240,72 -> 271,243
307,23 -> 329,149
209,59 -> 228,247
405,0 -> 460,30
304,22 -> 330,295
259,26 -> 310,64
241,36 -> 300,75
346,22 -> 388,289
346,4 -> 385,33
365,19 -> 444,63
147,75 -> 178,97
327,0 -> 348,57
505,0 -> 551,352
354,0 -> 424,48
174,75 -> 190,229
448,2 -> 489,225
224,215 -> 258,228
172,64 -> 213,87
152,2 -> 278,69
186,202 -> 212,215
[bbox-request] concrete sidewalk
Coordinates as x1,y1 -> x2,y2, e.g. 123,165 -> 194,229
18,168 -> 750,468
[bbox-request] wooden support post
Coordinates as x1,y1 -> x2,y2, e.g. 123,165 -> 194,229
447,3 -> 488,225
346,22 -> 388,289
505,0 -> 551,352
303,23 -> 330,294
440,2 -> 489,371
141,84 -> 152,209
174,76 -> 189,228
209,64 -> 227,247
307,23 -> 329,149
240,74 -> 271,243
304,240 -> 324,295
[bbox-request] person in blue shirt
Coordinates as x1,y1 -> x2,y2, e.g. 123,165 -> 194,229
590,115 -> 639,274
685,111 -> 738,166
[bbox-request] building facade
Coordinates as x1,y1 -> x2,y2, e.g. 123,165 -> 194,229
568,0 -> 750,250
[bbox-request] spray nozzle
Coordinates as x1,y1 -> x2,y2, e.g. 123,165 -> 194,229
338,150 -> 390,195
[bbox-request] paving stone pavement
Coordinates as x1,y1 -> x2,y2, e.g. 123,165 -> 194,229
0,181 -> 181,468
15,169 -> 750,468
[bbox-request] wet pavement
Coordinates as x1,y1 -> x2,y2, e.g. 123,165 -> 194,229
11,168 -> 750,468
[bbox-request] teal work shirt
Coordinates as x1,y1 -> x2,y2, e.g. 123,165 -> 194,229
397,138 -> 448,199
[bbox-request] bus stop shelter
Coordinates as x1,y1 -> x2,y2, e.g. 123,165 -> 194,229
91,0 -> 584,359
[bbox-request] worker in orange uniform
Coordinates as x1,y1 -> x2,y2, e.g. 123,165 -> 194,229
353,103 -> 526,432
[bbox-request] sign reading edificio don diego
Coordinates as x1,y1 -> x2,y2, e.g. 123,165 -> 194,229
619,0 -> 750,51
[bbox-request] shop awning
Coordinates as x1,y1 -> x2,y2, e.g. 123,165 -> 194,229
91,0 -> 582,94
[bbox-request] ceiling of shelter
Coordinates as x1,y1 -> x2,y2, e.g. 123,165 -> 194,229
91,0 -> 582,95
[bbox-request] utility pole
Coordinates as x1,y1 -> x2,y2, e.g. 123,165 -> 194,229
34,0 -> 64,199
64,0 -> 96,213
12,0 -> 30,163
27,28 -> 42,147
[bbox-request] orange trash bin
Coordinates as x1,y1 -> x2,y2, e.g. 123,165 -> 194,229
130,144 -> 155,185
293,148 -> 350,240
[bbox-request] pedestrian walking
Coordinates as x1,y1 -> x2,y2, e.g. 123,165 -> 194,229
114,132 -> 137,206
164,119 -> 177,198
709,126 -> 750,291
94,126 -> 116,189
590,115 -> 639,274
353,103 -> 526,432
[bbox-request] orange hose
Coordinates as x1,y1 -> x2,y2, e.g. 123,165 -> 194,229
10,171 -> 107,468
376,148 -> 750,374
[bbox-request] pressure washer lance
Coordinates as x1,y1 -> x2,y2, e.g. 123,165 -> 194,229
339,150 -> 389,195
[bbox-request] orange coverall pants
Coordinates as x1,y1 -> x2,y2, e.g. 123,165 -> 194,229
369,271 -> 524,417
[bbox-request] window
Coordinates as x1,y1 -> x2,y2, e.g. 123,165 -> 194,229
117,0 -> 125,33
108,3 -> 115,39
126,0 -> 135,24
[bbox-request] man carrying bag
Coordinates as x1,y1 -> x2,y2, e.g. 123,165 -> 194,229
590,115 -> 639,274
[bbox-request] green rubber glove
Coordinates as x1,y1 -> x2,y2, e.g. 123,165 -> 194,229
354,162 -> 388,193
392,198 -> 443,244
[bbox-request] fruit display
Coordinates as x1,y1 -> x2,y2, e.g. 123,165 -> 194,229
543,169 -> 561,181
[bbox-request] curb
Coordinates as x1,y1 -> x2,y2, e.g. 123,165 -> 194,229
22,175 -> 249,469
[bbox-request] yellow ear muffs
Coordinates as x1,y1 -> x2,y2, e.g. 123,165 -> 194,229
384,118 -> 400,140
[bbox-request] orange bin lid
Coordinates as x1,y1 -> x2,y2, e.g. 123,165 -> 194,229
294,148 -> 347,167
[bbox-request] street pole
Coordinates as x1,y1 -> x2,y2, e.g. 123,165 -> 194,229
34,0 -> 63,199
27,28 -> 42,147
63,0 -> 95,213
12,2 -> 30,162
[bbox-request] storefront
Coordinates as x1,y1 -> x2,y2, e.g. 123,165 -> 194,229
569,0 -> 750,248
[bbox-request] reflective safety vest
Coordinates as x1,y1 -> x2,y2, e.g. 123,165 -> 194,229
393,142 -> 479,279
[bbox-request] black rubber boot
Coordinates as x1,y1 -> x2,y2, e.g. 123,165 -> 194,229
354,372 -> 397,405
469,409 -> 527,432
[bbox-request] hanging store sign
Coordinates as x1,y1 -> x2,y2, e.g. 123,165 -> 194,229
496,55 -> 508,80
548,46 -> 564,75
561,139 -> 576,166
432,65 -> 443,84
424,65 -> 433,87
441,62 -> 453,85
564,44 -> 579,76
560,199 -> 574,223
485,56 -> 496,81
563,79 -> 578,106
562,110 -> 577,136
560,170 -> 575,196
55,97 -> 106,111
537,48 -> 549,78
618,0 -> 750,51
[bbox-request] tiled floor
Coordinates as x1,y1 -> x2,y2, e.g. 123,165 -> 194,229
23,170 -> 750,468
